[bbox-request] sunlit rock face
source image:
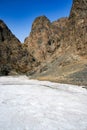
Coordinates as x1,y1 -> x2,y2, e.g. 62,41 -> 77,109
0,0 -> 87,86
70,0 -> 87,21
68,0 -> 87,56
24,16 -> 62,62
24,0 -> 87,63
24,0 -> 87,86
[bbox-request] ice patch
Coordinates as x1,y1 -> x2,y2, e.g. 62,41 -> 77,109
0,76 -> 87,130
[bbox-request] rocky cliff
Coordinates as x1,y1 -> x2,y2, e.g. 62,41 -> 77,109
24,16 -> 60,62
24,16 -> 69,63
24,0 -> 87,86
24,0 -> 87,62
70,0 -> 87,20
0,0 -> 87,86
68,0 -> 87,56
0,20 -> 39,75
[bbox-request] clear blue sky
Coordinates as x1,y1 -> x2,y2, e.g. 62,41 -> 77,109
0,0 -> 72,42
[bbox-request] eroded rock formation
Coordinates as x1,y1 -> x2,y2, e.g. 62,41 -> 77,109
24,0 -> 87,86
0,20 -> 38,75
0,0 -> 87,86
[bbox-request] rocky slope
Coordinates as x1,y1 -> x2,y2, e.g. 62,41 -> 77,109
24,16 -> 61,62
24,0 -> 87,86
25,0 -> 87,59
0,20 -> 39,75
0,0 -> 87,86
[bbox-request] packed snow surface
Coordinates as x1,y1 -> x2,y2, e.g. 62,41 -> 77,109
0,76 -> 87,130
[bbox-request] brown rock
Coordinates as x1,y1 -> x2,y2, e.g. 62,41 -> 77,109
24,16 -> 68,62
0,0 -> 87,86
24,0 -> 87,86
68,0 -> 87,56
0,20 -> 38,75
69,0 -> 87,22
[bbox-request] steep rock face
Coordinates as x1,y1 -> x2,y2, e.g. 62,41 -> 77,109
68,0 -> 87,56
70,0 -> 87,21
24,16 -> 51,62
0,20 -> 18,42
0,0 -> 87,86
0,20 -> 38,75
24,16 -> 68,62
24,0 -> 87,65
25,0 -> 87,86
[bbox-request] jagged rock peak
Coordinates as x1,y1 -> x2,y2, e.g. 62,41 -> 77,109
70,0 -> 87,20
33,15 -> 50,21
31,16 -> 51,31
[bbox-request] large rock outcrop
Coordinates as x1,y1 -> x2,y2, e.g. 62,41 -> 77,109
70,0 -> 87,21
24,0 -> 87,86
0,20 -> 38,75
0,0 -> 87,86
68,0 -> 87,56
25,0 -> 87,63
24,16 -> 60,62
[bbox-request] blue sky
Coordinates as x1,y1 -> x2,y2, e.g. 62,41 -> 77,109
0,0 -> 72,42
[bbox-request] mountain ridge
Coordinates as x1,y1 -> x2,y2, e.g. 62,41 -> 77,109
0,0 -> 87,86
